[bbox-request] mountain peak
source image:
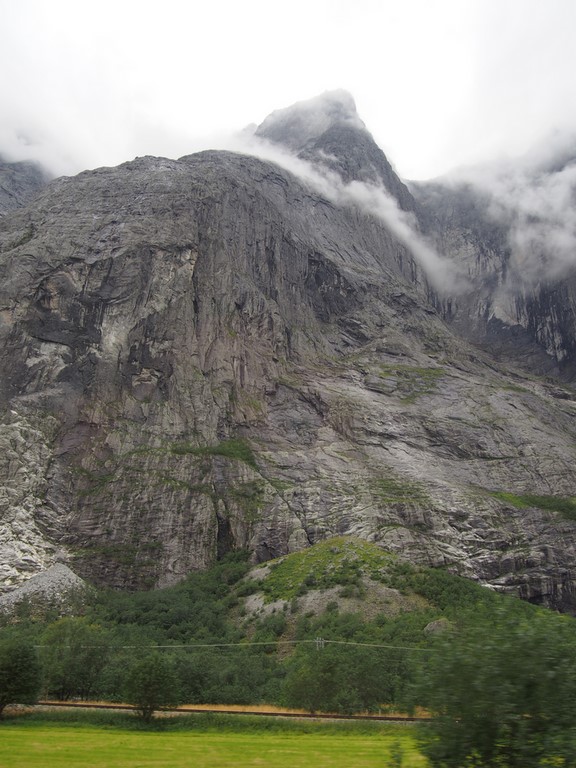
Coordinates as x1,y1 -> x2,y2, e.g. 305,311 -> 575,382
255,90 -> 415,211
255,89 -> 366,152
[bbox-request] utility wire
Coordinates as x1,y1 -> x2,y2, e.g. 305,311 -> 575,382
33,638 -> 432,651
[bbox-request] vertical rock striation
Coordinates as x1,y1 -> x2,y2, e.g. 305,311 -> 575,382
0,92 -> 576,611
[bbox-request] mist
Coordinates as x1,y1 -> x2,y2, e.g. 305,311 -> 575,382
228,132 -> 464,293
237,123 -> 576,297
3,0 -> 576,295
3,1 -> 576,181
450,133 -> 576,286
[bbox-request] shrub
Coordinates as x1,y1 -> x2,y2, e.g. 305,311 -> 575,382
0,640 -> 41,717
123,653 -> 180,722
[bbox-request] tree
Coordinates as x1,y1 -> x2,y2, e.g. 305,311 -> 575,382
123,653 -> 180,722
282,644 -> 397,714
40,617 -> 110,700
410,604 -> 576,767
0,640 -> 41,717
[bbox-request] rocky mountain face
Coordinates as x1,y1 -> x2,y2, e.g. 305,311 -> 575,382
0,156 -> 50,215
413,157 -> 576,380
255,89 -> 416,211
2,92 -> 576,611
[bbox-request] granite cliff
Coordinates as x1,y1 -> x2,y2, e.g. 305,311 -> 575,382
1,92 -> 576,611
0,156 -> 51,216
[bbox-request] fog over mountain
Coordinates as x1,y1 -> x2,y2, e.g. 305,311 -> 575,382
2,91 -> 576,616
3,0 -> 576,180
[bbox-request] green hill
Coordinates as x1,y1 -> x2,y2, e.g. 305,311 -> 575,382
2,536 -> 558,714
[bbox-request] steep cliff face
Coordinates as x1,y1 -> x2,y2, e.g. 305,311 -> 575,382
255,90 -> 416,210
1,92 -> 576,612
413,153 -> 576,379
0,156 -> 50,215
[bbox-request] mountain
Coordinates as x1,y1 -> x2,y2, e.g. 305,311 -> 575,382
0,156 -> 51,215
255,90 -> 415,210
1,91 -> 576,612
413,149 -> 576,379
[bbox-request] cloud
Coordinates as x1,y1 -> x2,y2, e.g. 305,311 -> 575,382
450,134 -> 576,286
343,180 -> 463,291
506,166 -> 576,282
4,1 -> 576,182
228,132 -> 464,293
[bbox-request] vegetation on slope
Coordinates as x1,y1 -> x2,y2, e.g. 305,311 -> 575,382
2,536 -> 576,762
491,490 -> 576,521
0,538 -> 516,708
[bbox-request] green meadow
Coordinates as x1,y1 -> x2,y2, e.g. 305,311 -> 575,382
0,718 -> 427,768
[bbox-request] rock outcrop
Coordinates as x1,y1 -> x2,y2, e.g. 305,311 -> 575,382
1,91 -> 576,612
0,563 -> 87,615
0,156 -> 50,215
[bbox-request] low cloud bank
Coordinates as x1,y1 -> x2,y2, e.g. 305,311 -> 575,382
229,133 -> 464,293
450,134 -> 576,286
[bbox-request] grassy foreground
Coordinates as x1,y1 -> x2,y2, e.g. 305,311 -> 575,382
0,720 -> 428,768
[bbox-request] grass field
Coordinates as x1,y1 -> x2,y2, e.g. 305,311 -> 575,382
0,722 -> 429,767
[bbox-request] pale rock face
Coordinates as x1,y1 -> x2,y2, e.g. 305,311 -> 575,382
1,96 -> 576,612
0,563 -> 87,613
0,412 -> 59,584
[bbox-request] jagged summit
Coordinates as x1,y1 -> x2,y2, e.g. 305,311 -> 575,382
255,90 -> 365,151
256,90 -> 415,211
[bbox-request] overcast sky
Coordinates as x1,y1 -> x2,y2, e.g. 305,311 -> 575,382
2,0 -> 576,180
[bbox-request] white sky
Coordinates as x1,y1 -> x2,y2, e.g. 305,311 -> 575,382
2,0 -> 576,180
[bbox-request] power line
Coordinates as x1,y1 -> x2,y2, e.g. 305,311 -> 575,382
321,639 -> 432,651
33,638 -> 432,652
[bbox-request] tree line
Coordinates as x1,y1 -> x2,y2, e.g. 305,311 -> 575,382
1,550 -> 576,765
